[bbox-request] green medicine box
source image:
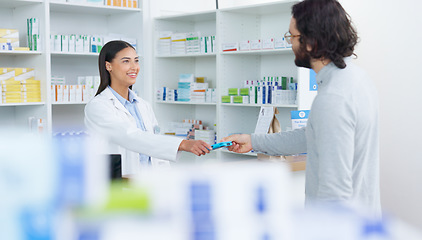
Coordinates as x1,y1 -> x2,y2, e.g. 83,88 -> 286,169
221,95 -> 231,103
240,88 -> 249,96
233,96 -> 243,103
228,88 -> 239,96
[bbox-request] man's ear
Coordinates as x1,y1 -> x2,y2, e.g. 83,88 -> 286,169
306,43 -> 313,52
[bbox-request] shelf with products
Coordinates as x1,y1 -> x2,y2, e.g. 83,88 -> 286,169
50,52 -> 99,57
221,48 -> 293,56
221,103 -> 298,108
151,0 -> 316,164
52,102 -> 87,105
153,11 -> 218,162
156,52 -> 216,58
49,1 -> 142,15
0,0 -> 48,131
48,1 -> 144,133
0,0 -> 43,8
216,0 -> 316,161
0,102 -> 45,107
0,50 -> 42,55
156,100 -> 216,106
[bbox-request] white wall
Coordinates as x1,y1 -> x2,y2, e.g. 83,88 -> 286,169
149,0 -> 422,229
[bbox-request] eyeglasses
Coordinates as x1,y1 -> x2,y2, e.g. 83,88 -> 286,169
284,32 -> 301,44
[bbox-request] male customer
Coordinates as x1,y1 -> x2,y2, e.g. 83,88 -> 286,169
222,0 -> 380,216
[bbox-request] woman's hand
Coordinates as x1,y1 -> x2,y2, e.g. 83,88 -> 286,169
221,134 -> 252,153
179,140 -> 212,156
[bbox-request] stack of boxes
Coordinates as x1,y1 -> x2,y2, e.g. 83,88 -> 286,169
186,32 -> 201,54
60,0 -> 139,8
0,29 -> 19,51
157,31 -> 216,56
171,33 -> 187,55
1,68 -> 41,104
222,36 -> 291,52
157,74 -> 216,103
0,20 -> 39,52
195,129 -> 216,146
51,75 -> 100,103
27,18 -> 41,51
51,34 -> 136,53
222,76 -> 297,105
221,87 -> 250,104
51,35 -> 102,53
201,35 -> 216,54
165,119 -> 216,145
105,0 -> 138,8
156,31 -> 172,56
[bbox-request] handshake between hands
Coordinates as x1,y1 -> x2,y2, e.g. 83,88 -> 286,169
178,134 -> 253,156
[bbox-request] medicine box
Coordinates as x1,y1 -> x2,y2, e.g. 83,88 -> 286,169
250,40 -> 262,50
262,38 -> 274,49
222,43 -> 238,52
239,40 -> 250,51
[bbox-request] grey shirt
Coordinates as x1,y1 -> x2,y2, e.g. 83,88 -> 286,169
252,58 -> 381,215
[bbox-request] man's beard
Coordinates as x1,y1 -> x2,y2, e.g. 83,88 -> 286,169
294,46 -> 312,69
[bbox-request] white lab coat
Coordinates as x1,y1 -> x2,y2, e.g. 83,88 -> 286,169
84,87 -> 183,176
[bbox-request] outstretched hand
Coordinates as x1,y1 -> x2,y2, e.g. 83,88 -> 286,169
221,134 -> 252,153
179,140 -> 211,156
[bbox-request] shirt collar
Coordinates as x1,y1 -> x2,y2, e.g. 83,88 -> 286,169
315,57 -> 352,85
107,86 -> 138,106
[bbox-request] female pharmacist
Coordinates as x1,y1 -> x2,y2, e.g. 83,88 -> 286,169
85,40 -> 211,176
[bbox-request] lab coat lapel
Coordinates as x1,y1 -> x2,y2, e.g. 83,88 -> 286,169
103,88 -> 132,117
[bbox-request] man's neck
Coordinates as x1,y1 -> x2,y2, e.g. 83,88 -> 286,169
311,58 -> 331,73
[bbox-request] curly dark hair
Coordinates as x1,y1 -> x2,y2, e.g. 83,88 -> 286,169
292,0 -> 358,69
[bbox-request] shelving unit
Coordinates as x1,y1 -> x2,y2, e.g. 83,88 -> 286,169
0,0 -> 48,130
153,10 -> 218,162
152,0 -> 317,164
0,0 -> 144,134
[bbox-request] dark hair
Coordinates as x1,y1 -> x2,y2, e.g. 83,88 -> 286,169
96,40 -> 135,96
292,0 -> 358,69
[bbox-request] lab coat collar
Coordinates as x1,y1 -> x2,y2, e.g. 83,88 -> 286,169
101,87 -> 131,116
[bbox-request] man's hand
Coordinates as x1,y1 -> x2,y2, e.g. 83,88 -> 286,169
221,134 -> 252,153
178,140 -> 211,156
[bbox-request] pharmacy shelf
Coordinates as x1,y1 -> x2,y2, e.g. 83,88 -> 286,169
0,0 -> 48,131
51,52 -> 99,57
153,9 -> 217,164
48,1 -> 144,133
49,2 -> 142,15
52,102 -> 88,105
221,48 -> 293,56
0,50 -> 42,55
221,103 -> 298,108
218,0 -> 296,15
0,0 -> 42,8
156,53 -> 217,58
0,1 -> 145,134
151,0 -> 316,165
0,102 -> 45,107
155,10 -> 216,22
155,101 -> 216,106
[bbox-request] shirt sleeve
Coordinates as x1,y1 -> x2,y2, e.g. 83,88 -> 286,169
85,98 -> 183,162
251,127 -> 307,156
310,93 -> 355,202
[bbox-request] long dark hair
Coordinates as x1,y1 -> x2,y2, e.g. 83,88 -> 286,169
292,0 -> 358,69
96,40 -> 135,96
